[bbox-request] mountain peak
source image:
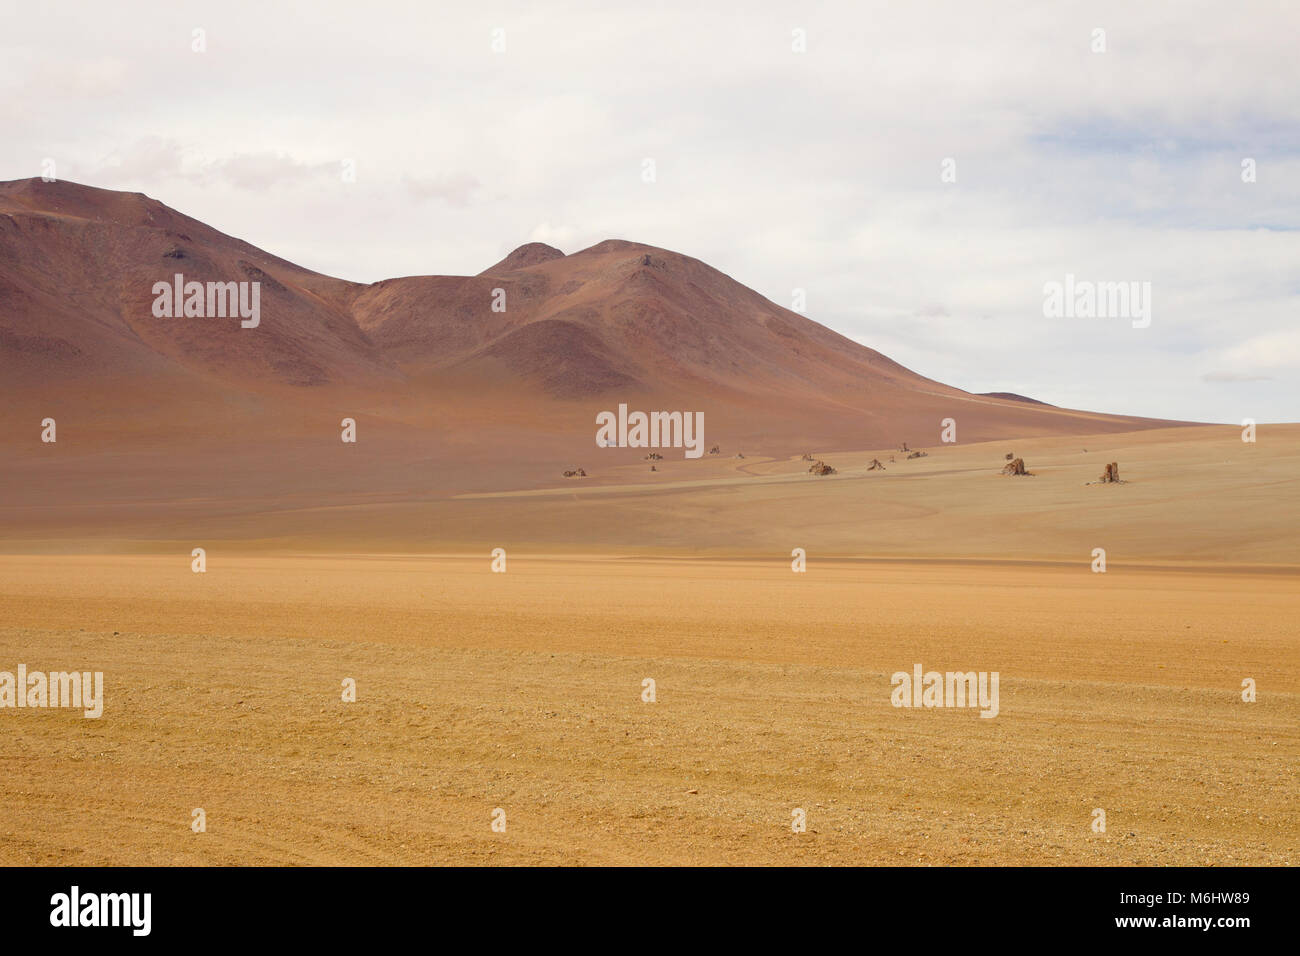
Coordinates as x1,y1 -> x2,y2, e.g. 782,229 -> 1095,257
577,238 -> 656,257
479,242 -> 565,275
0,177 -> 164,225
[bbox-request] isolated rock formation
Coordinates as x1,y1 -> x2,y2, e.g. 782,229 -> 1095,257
1002,457 -> 1032,476
867,458 -> 886,471
907,451 -> 927,459
808,460 -> 836,476
563,467 -> 587,478
899,442 -> 910,452
1098,462 -> 1121,483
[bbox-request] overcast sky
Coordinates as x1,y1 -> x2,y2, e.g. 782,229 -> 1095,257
3,0 -> 1296,422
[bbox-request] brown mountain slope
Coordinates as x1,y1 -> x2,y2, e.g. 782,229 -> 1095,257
979,391 -> 1053,406
0,178 -> 387,391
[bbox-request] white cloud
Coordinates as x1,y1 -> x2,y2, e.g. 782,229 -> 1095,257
1220,330 -> 1300,372
528,222 -> 578,246
403,172 -> 480,206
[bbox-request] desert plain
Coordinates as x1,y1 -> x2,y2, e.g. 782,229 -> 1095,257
1,424 -> 1296,865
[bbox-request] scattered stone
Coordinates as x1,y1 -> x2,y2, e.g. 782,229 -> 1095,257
801,452 -> 814,461
1002,457 -> 1032,476
709,445 -> 720,455
735,452 -> 744,459
650,465 -> 657,472
808,460 -> 836,476
899,442 -> 910,452
644,452 -> 663,460
562,467 -> 587,478
907,451 -> 927,459
1005,452 -> 1014,461
867,458 -> 886,471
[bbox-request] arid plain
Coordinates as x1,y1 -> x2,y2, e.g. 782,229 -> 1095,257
1,426 -> 1296,865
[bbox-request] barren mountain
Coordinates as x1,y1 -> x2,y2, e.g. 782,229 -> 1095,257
0,178 -> 1189,530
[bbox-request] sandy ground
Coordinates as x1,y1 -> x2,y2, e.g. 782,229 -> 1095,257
4,425 -> 1297,566
0,426 -> 1295,865
0,555 -> 1294,866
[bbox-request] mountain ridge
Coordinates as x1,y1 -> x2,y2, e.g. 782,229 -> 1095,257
0,178 -> 1190,467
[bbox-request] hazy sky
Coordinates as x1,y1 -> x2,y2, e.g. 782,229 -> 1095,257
3,0 -> 1297,421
